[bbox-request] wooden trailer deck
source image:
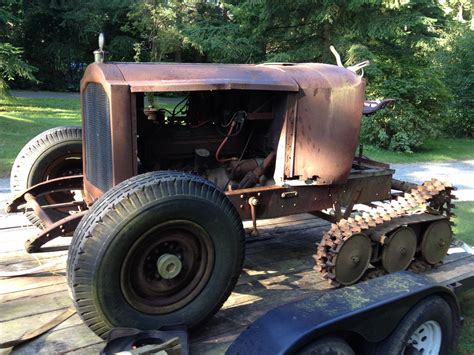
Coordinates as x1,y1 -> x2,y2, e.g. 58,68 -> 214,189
1,212 -> 473,354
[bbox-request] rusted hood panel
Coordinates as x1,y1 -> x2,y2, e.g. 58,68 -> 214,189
83,62 -> 300,92
82,62 -> 362,94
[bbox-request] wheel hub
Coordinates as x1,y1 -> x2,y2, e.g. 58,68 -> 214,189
406,320 -> 442,354
157,253 -> 182,279
121,220 -> 214,314
382,226 -> 417,273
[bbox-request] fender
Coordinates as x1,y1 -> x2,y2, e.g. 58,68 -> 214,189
226,272 -> 460,355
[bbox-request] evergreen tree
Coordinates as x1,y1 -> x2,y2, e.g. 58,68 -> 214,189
0,1 -> 36,97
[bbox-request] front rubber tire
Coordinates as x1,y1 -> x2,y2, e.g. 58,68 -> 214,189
67,171 -> 245,338
10,126 -> 82,228
373,296 -> 456,355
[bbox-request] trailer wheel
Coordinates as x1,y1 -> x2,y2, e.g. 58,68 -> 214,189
67,171 -> 245,338
374,296 -> 455,355
298,336 -> 355,355
10,126 -> 82,228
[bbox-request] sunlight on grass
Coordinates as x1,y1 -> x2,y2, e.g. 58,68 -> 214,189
458,289 -> 474,355
0,97 -> 81,176
453,201 -> 474,247
452,201 -> 474,354
365,138 -> 474,163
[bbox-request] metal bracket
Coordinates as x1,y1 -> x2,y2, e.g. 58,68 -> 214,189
25,211 -> 87,253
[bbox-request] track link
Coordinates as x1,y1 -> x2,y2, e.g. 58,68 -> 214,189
314,178 -> 456,286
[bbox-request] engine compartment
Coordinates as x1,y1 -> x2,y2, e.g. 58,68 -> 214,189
136,90 -> 288,190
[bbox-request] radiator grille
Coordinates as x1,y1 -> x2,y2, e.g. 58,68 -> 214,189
83,83 -> 113,192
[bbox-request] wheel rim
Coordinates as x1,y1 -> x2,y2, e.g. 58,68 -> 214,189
40,153 -> 82,209
334,233 -> 372,285
406,320 -> 442,354
382,227 -> 417,273
121,220 -> 215,314
421,220 -> 452,265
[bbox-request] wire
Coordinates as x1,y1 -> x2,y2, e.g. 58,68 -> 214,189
172,95 -> 189,116
215,111 -> 247,162
222,128 -> 255,190
215,122 -> 238,163
216,110 -> 247,136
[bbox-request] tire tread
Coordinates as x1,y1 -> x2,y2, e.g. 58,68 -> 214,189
10,126 -> 82,228
67,171 -> 244,338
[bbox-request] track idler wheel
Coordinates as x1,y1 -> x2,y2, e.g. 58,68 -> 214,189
421,220 -> 452,265
334,233 -> 372,285
382,226 -> 417,273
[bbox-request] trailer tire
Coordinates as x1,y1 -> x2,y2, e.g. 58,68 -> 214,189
10,126 -> 82,228
67,171 -> 245,338
298,336 -> 355,355
373,296 -> 454,355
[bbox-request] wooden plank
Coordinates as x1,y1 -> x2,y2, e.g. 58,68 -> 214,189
2,310 -> 94,344
0,252 -> 67,269
0,211 -> 471,355
0,289 -> 71,322
0,273 -> 66,295
245,221 -> 328,253
0,282 -> 67,302
0,233 -> 70,254
0,253 -> 67,273
66,342 -> 104,354
12,323 -> 102,355
0,308 -> 70,344
0,213 -> 32,230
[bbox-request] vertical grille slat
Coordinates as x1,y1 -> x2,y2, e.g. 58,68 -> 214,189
84,83 -> 113,192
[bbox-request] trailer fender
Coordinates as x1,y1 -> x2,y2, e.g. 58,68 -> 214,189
226,272 -> 460,355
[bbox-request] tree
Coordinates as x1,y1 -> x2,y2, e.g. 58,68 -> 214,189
0,2 -> 36,97
177,0 -> 452,151
439,0 -> 474,137
13,0 -> 135,91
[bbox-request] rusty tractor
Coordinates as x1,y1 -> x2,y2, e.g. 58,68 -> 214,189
5,40 -> 455,338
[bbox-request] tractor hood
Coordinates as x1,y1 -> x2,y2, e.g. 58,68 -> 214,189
81,62 -> 362,94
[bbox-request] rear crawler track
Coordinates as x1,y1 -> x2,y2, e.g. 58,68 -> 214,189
314,178 -> 456,286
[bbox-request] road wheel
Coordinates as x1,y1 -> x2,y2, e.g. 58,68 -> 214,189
298,336 -> 355,355
10,126 -> 82,228
67,171 -> 245,338
373,296 -> 455,355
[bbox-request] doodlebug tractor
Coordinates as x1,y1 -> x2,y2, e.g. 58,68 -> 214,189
5,38 -> 455,338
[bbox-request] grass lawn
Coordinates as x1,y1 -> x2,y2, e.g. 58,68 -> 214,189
365,138 -> 474,164
0,97 -> 81,177
452,201 -> 474,355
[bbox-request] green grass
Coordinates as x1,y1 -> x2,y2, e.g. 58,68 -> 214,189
458,289 -> 474,355
0,97 -> 81,177
452,201 -> 474,354
365,138 -> 474,164
454,201 -> 474,247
